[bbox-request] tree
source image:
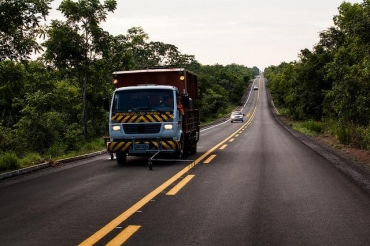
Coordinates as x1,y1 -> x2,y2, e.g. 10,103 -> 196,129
0,61 -> 26,127
44,0 -> 117,139
0,0 -> 52,61
43,20 -> 85,70
290,45 -> 333,120
326,1 -> 370,128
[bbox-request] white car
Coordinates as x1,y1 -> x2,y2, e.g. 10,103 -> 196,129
230,111 -> 245,123
253,85 -> 258,90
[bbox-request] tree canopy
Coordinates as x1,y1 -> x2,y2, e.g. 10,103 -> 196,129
0,0 -> 52,61
265,0 -> 370,147
0,0 -> 257,166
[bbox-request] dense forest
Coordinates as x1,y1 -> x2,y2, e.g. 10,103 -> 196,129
0,0 -> 258,171
265,1 -> 370,150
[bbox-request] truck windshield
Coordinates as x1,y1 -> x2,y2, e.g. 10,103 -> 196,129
113,89 -> 174,112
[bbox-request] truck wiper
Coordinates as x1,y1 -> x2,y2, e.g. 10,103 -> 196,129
113,108 -> 130,113
136,107 -> 160,112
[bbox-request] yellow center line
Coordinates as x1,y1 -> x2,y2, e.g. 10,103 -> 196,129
219,144 -> 227,150
166,175 -> 195,195
106,225 -> 141,246
79,105 -> 258,246
203,154 -> 216,164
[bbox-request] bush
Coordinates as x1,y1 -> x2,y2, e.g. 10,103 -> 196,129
0,152 -> 20,172
301,120 -> 322,134
336,124 -> 351,144
19,152 -> 44,168
45,142 -> 67,159
349,125 -> 370,149
293,120 -> 322,136
79,138 -> 105,153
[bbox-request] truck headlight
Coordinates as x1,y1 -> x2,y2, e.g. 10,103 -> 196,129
112,125 -> 121,131
164,124 -> 173,130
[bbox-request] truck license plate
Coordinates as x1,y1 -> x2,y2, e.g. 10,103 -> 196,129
135,144 -> 149,150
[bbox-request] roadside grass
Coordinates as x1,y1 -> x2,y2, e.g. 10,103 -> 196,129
292,120 -> 323,137
276,106 -> 370,154
0,152 -> 20,172
1,106 -> 239,174
0,138 -> 105,174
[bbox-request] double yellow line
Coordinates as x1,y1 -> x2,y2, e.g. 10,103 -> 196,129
80,106 -> 258,246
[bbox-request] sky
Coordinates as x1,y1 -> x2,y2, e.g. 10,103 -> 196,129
48,0 -> 362,70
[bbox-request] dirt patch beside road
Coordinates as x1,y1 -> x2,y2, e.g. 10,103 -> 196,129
314,134 -> 370,172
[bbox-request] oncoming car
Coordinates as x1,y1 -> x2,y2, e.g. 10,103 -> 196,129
230,111 -> 245,123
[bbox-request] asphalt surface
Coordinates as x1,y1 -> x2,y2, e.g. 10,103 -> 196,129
1,76 -> 370,246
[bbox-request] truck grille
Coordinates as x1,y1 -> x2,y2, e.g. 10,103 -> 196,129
123,123 -> 161,134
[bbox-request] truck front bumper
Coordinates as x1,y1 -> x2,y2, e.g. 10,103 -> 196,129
106,139 -> 181,155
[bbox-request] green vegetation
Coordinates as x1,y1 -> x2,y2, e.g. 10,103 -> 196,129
0,0 -> 258,173
292,121 -> 323,137
0,153 -> 20,172
0,138 -> 106,173
265,1 -> 370,152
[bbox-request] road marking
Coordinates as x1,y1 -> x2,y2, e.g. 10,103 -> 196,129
235,134 -> 239,137
203,154 -> 216,164
79,149 -> 214,245
166,175 -> 195,195
106,225 -> 141,246
79,105 -> 258,245
219,144 -> 227,150
229,138 -> 235,142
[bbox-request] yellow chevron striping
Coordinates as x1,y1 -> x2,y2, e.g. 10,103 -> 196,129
152,142 -> 159,148
153,115 -> 162,121
108,140 -> 181,152
112,112 -> 173,123
146,115 -> 156,122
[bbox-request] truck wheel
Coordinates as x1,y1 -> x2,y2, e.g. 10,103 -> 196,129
116,152 -> 127,165
177,137 -> 185,159
189,142 -> 197,155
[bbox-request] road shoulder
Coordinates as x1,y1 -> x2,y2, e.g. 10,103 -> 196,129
268,91 -> 370,195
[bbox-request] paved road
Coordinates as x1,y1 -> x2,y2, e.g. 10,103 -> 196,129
1,76 -> 370,245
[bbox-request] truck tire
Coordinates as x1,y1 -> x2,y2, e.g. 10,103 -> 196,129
177,136 -> 185,159
116,152 -> 127,165
189,142 -> 197,155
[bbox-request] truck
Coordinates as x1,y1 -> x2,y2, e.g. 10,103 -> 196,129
103,68 -> 200,169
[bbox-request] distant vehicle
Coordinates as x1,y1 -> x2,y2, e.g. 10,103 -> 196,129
253,85 -> 258,90
230,111 -> 245,123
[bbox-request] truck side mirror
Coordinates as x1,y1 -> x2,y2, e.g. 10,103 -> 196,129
182,96 -> 190,108
103,97 -> 110,111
